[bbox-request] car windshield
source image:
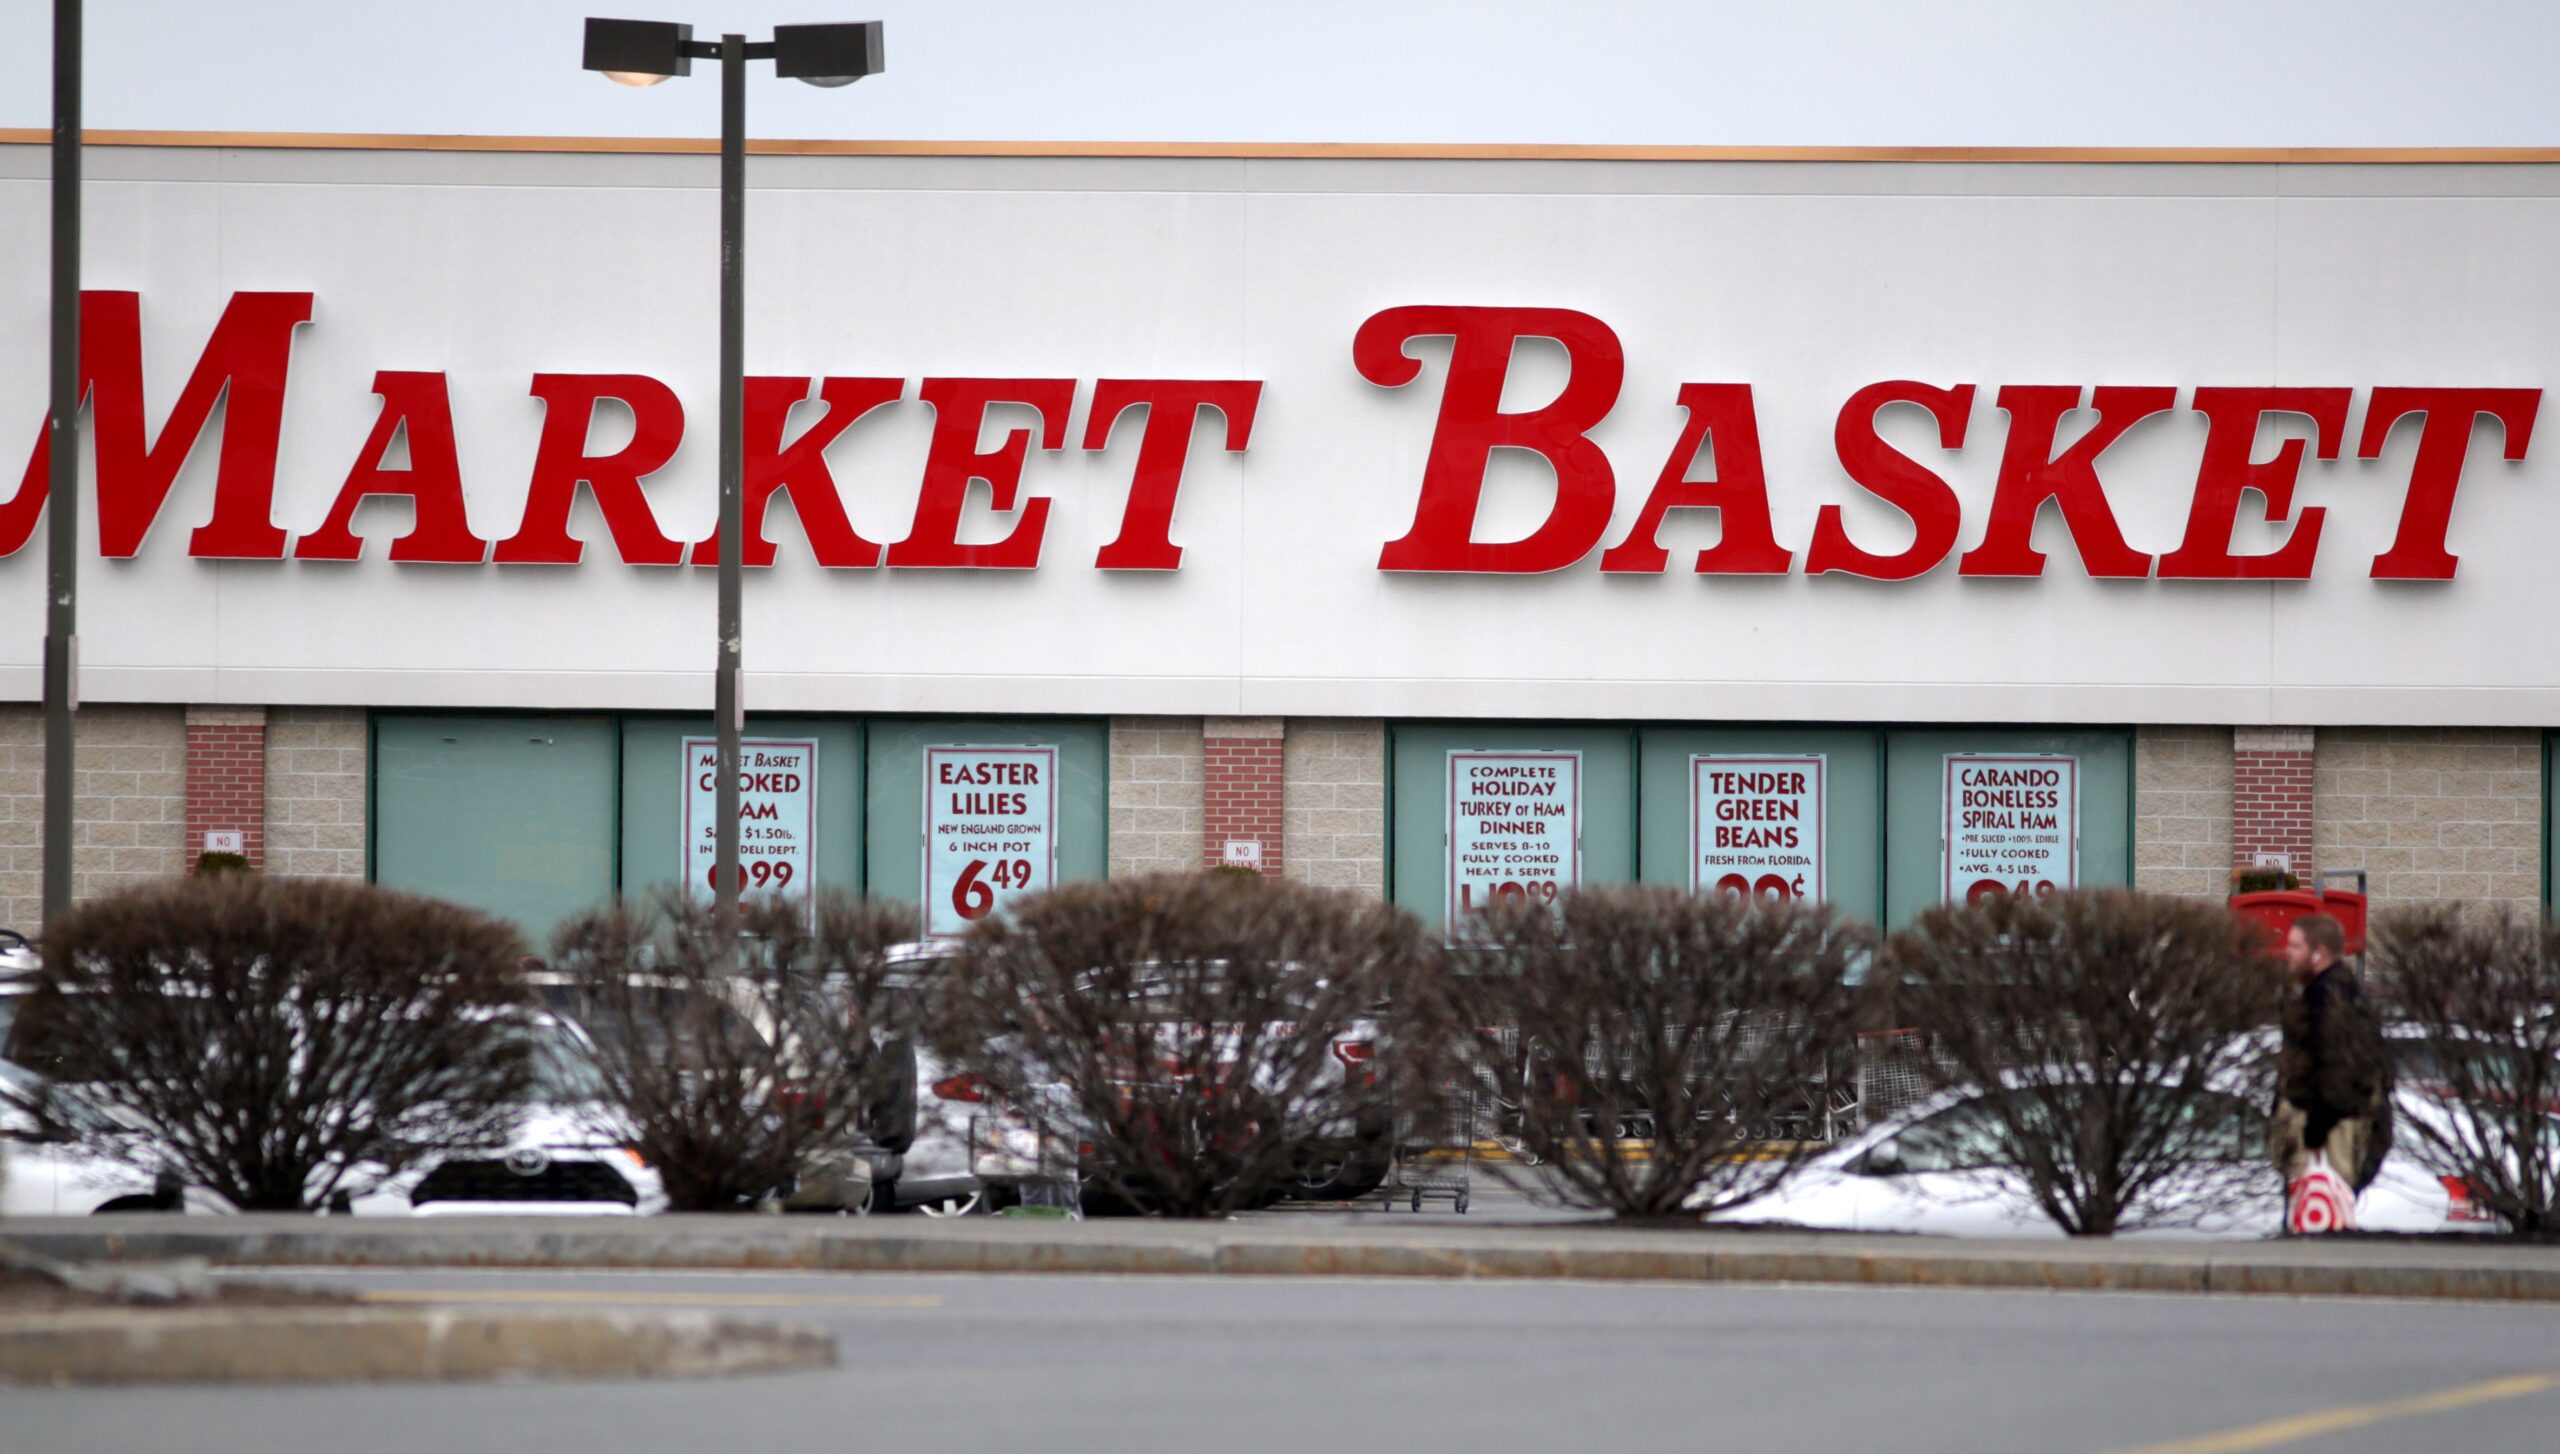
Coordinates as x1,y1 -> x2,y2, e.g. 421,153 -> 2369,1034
516,1019 -> 609,1104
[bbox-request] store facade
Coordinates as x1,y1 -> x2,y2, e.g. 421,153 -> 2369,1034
0,138 -> 2553,941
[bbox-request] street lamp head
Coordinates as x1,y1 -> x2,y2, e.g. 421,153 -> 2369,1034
583,17 -> 694,84
773,21 -> 885,88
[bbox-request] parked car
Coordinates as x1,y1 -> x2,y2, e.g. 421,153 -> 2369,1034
6,960 -> 661,1216
2,1057 -> 231,1214
956,958 -> 1397,1212
1707,1076 -> 2501,1237
342,1010 -> 665,1216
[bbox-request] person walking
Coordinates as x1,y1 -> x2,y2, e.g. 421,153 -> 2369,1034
2270,913 -> 2393,1225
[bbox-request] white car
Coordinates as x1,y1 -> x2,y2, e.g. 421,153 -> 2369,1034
1710,1080 -> 2497,1237
344,1011 -> 666,1217
2,1058 -> 234,1215
4,977 -> 662,1217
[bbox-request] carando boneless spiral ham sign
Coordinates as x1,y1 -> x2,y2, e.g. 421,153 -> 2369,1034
1691,756 -> 1825,901
1448,750 -> 1581,935
1943,754 -> 2079,905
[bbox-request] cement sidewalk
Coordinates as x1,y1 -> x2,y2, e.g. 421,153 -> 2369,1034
10,1213 -> 2560,1303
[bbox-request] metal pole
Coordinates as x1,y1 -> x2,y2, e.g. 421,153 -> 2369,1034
42,0 -> 81,926
713,32 -> 745,927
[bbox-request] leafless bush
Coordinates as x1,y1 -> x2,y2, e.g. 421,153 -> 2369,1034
2370,904 -> 2560,1235
2,876 -> 532,1211
548,888 -> 916,1212
1427,886 -> 1869,1220
930,873 -> 1438,1218
1882,888 -> 2275,1236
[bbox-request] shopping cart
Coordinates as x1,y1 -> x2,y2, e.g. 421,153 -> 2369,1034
1378,1077 -> 1477,1213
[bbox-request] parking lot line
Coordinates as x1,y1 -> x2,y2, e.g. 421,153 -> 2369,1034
353,1290 -> 943,1310
2095,1370 -> 2560,1454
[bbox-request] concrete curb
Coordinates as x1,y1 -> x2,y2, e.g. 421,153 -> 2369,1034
0,1304 -> 836,1386
11,1214 -> 2560,1304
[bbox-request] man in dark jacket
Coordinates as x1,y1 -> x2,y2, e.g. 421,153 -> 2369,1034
2270,914 -> 2394,1197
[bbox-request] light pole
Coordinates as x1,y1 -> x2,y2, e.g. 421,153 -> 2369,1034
43,0 -> 81,925
582,18 -> 883,925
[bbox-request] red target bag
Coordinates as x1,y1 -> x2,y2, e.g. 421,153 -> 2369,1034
2286,1150 -> 2359,1235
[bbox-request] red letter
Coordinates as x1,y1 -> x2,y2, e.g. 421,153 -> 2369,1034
1599,383 -> 1788,574
493,374 -> 686,566
2358,387 -> 2541,580
692,376 -> 900,569
1359,305 -> 1623,573
294,372 -> 488,563
1,291 -> 312,559
1805,381 -> 1976,581
882,379 -> 1074,569
1958,385 -> 2172,578
1082,379 -> 1262,570
2157,387 -> 2348,580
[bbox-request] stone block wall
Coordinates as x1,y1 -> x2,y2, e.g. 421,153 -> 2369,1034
1281,718 -> 1386,896
265,708 -> 369,880
0,704 -> 189,930
2313,727 -> 2541,910
2133,725 -> 2234,899
1107,716 -> 1204,877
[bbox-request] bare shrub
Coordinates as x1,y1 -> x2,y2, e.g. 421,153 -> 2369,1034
548,888 -> 916,1212
2370,904 -> 2560,1235
3,876 -> 532,1211
930,873 -> 1437,1218
1427,886 -> 1869,1220
1883,888 -> 2274,1236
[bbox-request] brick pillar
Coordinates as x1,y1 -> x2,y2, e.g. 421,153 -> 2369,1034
1202,716 -> 1284,875
2232,726 -> 2315,882
185,705 -> 268,872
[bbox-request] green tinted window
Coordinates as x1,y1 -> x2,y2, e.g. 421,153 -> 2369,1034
1389,724 -> 1636,938
372,715 -> 617,944
864,718 -> 1109,931
1637,727 -> 1884,924
1883,728 -> 2133,926
617,717 -> 864,900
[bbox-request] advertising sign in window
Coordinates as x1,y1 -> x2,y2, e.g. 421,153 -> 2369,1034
1691,755 -> 1825,901
1942,753 -> 2079,905
682,736 -> 818,910
1448,750 -> 1581,935
923,745 -> 1058,938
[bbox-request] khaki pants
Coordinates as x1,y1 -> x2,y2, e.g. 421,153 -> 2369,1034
2268,1100 -> 2373,1190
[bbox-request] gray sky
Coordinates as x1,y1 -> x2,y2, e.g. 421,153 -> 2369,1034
1,1 -> 2555,145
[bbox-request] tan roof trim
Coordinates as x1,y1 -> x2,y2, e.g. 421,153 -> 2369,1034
1,130 -> 2557,163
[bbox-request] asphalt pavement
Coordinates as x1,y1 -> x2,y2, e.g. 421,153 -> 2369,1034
9,1265 -> 2560,1454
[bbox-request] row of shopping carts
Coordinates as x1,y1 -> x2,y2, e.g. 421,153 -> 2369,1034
1374,1021 -> 1946,1214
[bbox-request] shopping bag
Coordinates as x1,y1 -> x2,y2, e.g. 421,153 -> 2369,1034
2286,1149 -> 2359,1235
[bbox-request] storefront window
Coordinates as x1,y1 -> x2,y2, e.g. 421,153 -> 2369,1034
616,717 -> 865,905
1635,727 -> 1885,924
1391,721 -> 2131,935
1389,725 -> 1637,938
864,718 -> 1110,940
1881,729 -> 2133,926
372,715 -> 618,944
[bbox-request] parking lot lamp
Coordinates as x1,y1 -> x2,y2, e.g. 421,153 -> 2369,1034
581,18 -> 884,925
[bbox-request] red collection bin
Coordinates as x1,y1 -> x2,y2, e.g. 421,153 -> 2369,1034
2230,889 -> 2322,953
2229,888 -> 2368,956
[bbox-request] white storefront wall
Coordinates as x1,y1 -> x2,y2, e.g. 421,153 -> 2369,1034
0,147 -> 2554,727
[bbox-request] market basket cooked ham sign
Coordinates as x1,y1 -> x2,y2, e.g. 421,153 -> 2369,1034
1942,754 -> 2079,905
1448,750 -> 1581,935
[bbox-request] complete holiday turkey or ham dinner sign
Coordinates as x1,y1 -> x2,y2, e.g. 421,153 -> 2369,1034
1,296 -> 2536,584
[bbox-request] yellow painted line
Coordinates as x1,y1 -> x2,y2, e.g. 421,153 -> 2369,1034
2096,1371 -> 2560,1454
356,1289 -> 941,1310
